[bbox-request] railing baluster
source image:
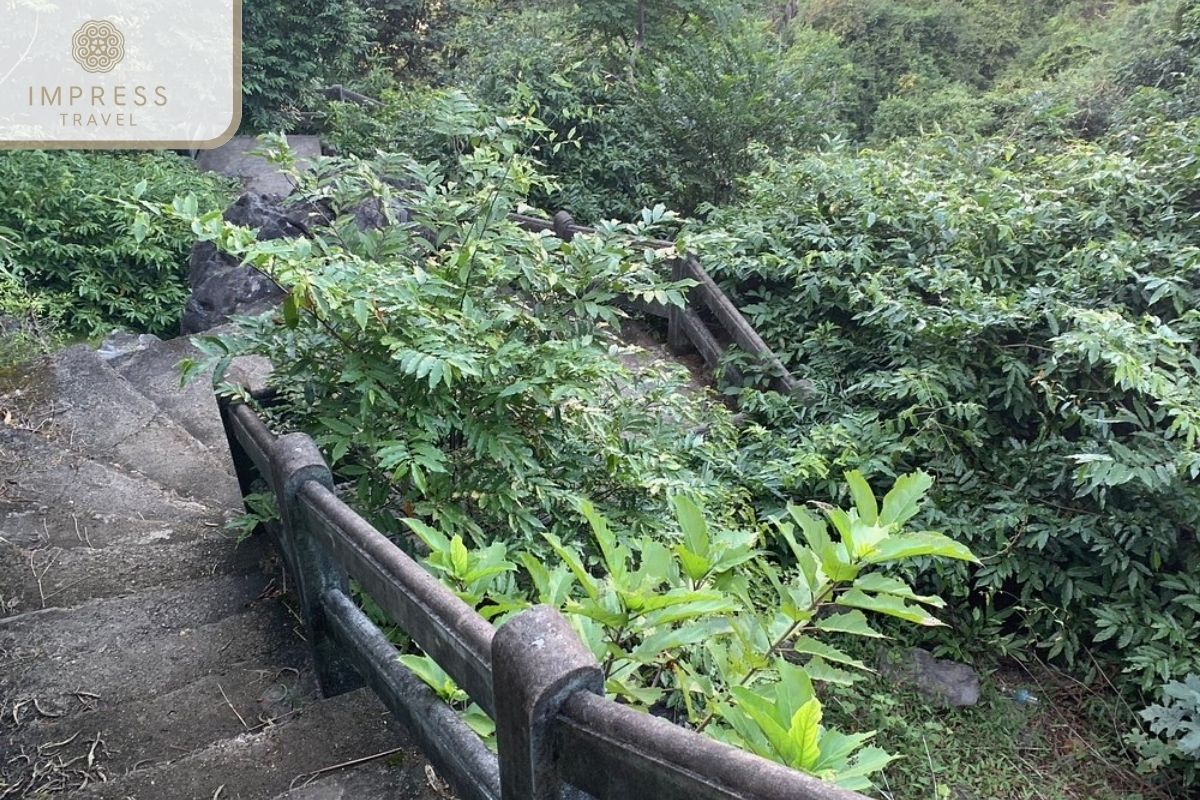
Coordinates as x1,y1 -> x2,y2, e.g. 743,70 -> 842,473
492,606 -> 604,800
667,258 -> 695,357
269,433 -> 363,697
217,395 -> 263,507
298,481 -> 498,715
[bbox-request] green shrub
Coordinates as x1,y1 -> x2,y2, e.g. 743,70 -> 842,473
0,151 -> 234,337
869,80 -> 997,141
981,0 -> 1200,141
800,0 -> 1060,134
179,135 -> 978,791
626,22 -> 856,212
0,260 -> 63,368
1130,674 -> 1200,785
242,0 -> 372,131
696,120 -> 1200,695
402,475 -> 974,792
439,3 -> 854,219
181,133 -> 730,545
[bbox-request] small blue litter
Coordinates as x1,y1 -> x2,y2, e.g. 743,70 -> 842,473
1013,688 -> 1039,705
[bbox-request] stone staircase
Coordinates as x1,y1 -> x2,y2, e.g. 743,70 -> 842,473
0,338 -> 441,799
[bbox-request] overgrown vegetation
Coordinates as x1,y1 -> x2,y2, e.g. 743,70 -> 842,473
1,0 -> 1195,795
697,122 -> 1200,697
0,151 -> 233,340
226,0 -> 1200,793
180,136 -> 982,791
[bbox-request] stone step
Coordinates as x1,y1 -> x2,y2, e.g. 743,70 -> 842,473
197,135 -> 322,197
0,346 -> 239,508
75,688 -> 442,800
2,652 -> 315,792
0,525 -> 272,616
271,759 -> 449,800
0,572 -> 301,724
1,427 -> 223,552
109,335 -> 271,453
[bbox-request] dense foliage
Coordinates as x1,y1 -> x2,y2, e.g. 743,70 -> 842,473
0,151 -> 233,338
242,0 -> 373,131
325,2 -> 855,219
697,120 -> 1200,695
1131,673 -> 1200,785
216,0 -> 1200,791
181,136 -> 978,790
2,0 -> 1191,793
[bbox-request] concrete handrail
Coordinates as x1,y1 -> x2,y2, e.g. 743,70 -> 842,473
217,395 -> 861,800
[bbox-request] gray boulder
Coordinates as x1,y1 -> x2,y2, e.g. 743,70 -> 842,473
879,647 -> 981,707
179,192 -> 413,335
180,193 -> 327,335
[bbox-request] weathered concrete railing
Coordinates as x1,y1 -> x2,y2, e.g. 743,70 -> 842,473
218,393 -> 862,800
322,84 -> 381,107
310,82 -> 805,399
511,210 -> 810,399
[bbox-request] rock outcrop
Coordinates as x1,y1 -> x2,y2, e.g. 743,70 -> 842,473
879,647 -> 982,707
180,193 -> 327,335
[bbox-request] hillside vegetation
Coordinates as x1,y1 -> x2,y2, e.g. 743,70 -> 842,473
2,1 -> 1198,797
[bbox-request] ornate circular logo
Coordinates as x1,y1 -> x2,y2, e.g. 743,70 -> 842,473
71,20 -> 125,74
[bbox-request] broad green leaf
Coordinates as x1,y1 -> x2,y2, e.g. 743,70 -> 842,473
802,657 -> 861,686
832,745 -> 899,790
716,701 -> 773,759
282,293 -> 300,328
813,729 -> 877,773
519,552 -> 551,597
462,705 -> 496,743
863,531 -> 979,565
567,597 -> 627,628
826,507 -> 856,555
793,636 -> 871,671
641,596 -> 738,627
710,544 -> 760,575
776,521 -> 808,564
789,506 -> 856,581
836,588 -> 945,626
631,618 -> 733,661
878,471 -> 933,527
398,654 -> 462,702
463,562 -> 515,584
852,574 -> 945,607
844,470 -> 879,524
606,678 -> 664,707
635,587 -> 727,614
730,686 -> 796,763
788,697 -> 824,770
774,660 -> 815,719
449,535 -> 470,578
403,518 -> 450,554
637,539 -> 674,588
847,522 -> 890,560
672,494 -> 710,558
542,532 -> 599,601
675,545 -> 711,582
352,298 -> 370,330
579,499 -> 628,585
814,610 -> 885,638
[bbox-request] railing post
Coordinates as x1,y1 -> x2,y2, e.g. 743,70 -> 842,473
492,605 -> 603,800
270,433 -> 364,697
667,258 -> 695,355
216,395 -> 259,502
552,210 -> 577,242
